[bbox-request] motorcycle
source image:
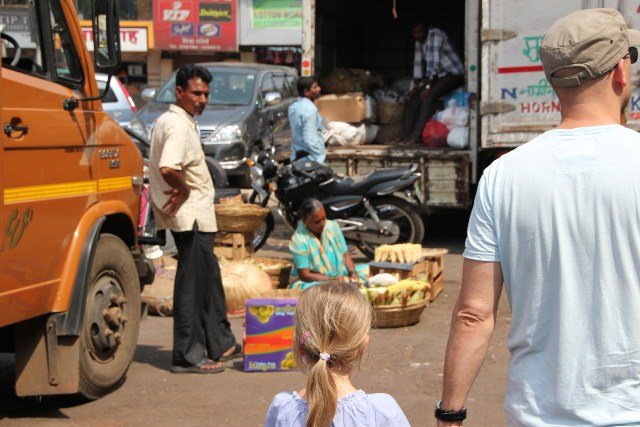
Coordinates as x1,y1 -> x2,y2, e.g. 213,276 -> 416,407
124,126 -> 270,254
249,150 -> 425,258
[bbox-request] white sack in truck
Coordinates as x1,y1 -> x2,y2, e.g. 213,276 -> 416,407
435,99 -> 469,128
325,121 -> 366,146
447,126 -> 469,149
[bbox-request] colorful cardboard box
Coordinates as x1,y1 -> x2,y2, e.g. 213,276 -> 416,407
244,297 -> 298,372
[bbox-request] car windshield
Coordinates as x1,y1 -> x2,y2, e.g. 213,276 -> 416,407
155,70 -> 256,106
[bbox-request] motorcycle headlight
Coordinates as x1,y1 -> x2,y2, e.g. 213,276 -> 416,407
250,165 -> 265,188
204,124 -> 243,145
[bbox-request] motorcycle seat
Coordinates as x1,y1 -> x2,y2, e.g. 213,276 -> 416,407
325,167 -> 413,195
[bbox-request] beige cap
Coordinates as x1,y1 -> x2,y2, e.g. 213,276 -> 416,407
540,8 -> 640,87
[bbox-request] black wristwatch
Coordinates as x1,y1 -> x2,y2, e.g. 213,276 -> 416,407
434,400 -> 467,422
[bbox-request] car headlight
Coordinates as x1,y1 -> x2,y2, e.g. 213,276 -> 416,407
204,124 -> 243,145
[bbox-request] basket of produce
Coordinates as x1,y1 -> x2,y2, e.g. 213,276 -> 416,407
364,275 -> 431,328
252,257 -> 293,289
215,203 -> 270,233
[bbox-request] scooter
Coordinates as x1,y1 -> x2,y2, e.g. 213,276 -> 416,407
249,149 -> 425,258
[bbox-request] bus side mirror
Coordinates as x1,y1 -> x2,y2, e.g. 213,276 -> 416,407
92,0 -> 121,73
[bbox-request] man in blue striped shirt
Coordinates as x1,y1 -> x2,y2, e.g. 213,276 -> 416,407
403,22 -> 465,144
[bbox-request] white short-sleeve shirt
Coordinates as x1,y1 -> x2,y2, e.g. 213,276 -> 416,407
465,124 -> 640,426
149,104 -> 217,232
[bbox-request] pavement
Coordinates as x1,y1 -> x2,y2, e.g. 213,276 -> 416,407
0,210 -> 512,426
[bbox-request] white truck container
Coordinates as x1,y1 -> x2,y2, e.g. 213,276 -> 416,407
301,0 -> 640,210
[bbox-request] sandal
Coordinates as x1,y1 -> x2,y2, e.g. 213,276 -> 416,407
171,358 -> 225,374
217,343 -> 243,362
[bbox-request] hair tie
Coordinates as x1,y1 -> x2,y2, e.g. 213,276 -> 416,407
299,331 -> 312,345
319,352 -> 330,362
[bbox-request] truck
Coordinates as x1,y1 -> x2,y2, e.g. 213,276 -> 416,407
300,0 -> 640,214
0,0 -> 153,399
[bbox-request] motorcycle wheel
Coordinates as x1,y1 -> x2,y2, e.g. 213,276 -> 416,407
249,190 -> 274,251
253,211 -> 274,251
356,197 -> 425,259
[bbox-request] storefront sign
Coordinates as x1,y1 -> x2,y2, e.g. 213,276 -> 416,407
251,0 -> 301,29
0,7 -> 38,49
82,27 -> 149,52
154,0 -> 237,51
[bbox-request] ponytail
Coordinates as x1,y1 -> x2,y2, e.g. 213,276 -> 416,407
306,356 -> 337,427
293,282 -> 373,427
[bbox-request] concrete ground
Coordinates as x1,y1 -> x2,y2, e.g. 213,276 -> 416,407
0,210 -> 512,426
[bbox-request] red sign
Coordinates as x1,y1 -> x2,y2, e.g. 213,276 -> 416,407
154,1 -> 237,52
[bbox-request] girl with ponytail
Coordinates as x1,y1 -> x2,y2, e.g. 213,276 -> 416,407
266,281 -> 410,427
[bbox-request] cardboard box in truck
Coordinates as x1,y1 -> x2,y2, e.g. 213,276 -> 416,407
315,93 -> 367,123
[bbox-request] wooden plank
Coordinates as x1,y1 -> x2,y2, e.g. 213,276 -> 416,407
428,180 -> 457,192
429,273 -> 444,302
214,232 -> 254,260
427,192 -> 459,205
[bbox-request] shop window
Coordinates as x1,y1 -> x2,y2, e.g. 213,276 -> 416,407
255,47 -> 302,74
49,0 -> 82,84
0,0 -> 46,76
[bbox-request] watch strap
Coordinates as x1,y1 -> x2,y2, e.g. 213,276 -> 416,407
434,400 -> 467,422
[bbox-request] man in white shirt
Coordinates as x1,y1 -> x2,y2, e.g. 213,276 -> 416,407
149,64 -> 241,374
437,9 -> 640,426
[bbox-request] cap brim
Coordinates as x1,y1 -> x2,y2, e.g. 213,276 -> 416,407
629,29 -> 640,47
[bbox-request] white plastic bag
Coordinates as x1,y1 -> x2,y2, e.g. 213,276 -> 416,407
326,121 -> 366,146
435,99 -> 469,128
368,273 -> 399,287
447,126 -> 469,149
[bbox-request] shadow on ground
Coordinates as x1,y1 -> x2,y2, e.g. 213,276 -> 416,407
0,355 -> 75,421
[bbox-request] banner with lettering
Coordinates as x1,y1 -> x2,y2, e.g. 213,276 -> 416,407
154,0 -> 237,51
252,0 -> 301,29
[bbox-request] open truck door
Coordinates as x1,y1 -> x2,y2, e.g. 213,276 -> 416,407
480,1 -> 586,149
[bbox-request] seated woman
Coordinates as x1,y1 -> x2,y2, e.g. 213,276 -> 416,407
289,198 -> 368,290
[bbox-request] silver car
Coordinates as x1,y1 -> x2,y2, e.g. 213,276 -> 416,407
96,73 -> 137,127
128,63 -> 298,186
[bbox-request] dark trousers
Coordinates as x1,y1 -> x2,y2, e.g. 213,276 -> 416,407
171,222 -> 235,366
403,73 -> 465,141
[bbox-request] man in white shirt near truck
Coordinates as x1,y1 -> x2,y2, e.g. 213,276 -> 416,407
437,8 -> 640,426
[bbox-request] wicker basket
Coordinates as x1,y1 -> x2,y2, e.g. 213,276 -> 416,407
215,203 -> 270,233
372,298 -> 428,328
252,257 -> 293,289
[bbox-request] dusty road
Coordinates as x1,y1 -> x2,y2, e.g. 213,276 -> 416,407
0,211 -> 512,426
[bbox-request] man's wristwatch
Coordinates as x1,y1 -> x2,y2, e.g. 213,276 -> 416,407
434,400 -> 467,422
